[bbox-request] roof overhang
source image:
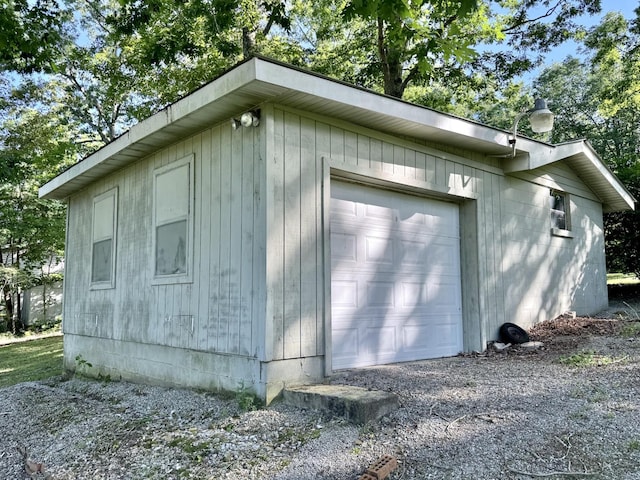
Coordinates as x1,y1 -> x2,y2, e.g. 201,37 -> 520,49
503,139 -> 635,212
39,56 -> 635,212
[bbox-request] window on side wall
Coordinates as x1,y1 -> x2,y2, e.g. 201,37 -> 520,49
152,154 -> 194,284
91,188 -> 118,289
550,189 -> 572,237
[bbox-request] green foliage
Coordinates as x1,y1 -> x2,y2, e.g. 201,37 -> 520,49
340,0 -> 484,97
559,351 -> 622,368
235,382 -> 263,412
74,354 -> 94,375
621,322 -> 640,338
0,0 -> 74,73
628,440 -> 640,451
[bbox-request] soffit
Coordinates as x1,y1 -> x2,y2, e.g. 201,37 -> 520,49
39,57 -> 633,213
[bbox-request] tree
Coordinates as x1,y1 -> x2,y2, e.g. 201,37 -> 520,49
585,12 -> 640,279
0,0 -> 73,73
0,80 -> 75,331
341,0 -> 482,97
106,0 -> 295,103
335,0 -> 602,98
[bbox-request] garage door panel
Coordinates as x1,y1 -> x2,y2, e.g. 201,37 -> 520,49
402,320 -> 460,349
332,231 -> 458,274
363,202 -> 395,222
366,281 -> 395,307
331,181 -> 463,370
364,325 -> 397,356
365,235 -> 394,266
397,238 -> 458,269
331,279 -> 358,308
330,194 -> 358,217
332,325 -> 359,365
330,232 -> 358,264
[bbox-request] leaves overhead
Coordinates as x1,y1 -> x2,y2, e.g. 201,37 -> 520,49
0,0 -> 638,299
0,0 -> 73,73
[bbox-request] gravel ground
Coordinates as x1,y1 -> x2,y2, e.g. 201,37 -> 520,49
1,300 -> 640,480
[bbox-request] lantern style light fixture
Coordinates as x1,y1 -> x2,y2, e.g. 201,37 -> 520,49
510,99 -> 554,157
231,110 -> 261,130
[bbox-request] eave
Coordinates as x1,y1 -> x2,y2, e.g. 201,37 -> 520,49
39,56 -> 635,213
503,139 -> 635,212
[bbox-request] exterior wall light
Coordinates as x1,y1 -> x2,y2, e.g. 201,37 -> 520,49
231,110 -> 260,130
510,99 -> 554,157
241,110 -> 260,127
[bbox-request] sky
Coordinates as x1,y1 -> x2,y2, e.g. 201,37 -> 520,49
531,0 -> 638,75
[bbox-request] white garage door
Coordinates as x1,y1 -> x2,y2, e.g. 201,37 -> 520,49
330,181 -> 463,370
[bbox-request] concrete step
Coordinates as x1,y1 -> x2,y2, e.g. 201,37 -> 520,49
282,384 -> 399,425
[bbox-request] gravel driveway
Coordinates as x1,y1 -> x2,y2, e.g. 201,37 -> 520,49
1,301 -> 639,479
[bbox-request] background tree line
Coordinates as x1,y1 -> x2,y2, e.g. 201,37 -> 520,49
0,0 -> 637,331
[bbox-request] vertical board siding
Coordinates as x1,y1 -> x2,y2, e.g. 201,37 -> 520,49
267,108 -> 286,360
268,107 -> 507,359
240,127 -> 256,357
207,126 -> 222,352
196,128 -> 212,352
300,116 -> 319,358
63,101 -> 609,372
65,122 -> 264,360
499,172 -> 607,329
227,124 -> 242,354
283,111 -> 302,359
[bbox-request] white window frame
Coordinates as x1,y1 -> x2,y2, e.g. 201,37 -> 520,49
152,154 -> 195,285
550,189 -> 573,238
90,187 -> 118,290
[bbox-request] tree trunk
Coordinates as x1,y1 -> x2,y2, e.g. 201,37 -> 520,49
383,56 -> 405,98
242,27 -> 257,58
3,285 -> 15,333
14,247 -> 23,331
377,18 -> 406,98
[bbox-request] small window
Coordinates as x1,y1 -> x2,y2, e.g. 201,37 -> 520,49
152,155 -> 194,284
91,188 -> 118,288
550,190 -> 572,236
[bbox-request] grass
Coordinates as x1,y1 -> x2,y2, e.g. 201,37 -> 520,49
559,350 -> 624,367
607,273 -> 640,285
0,335 -> 63,388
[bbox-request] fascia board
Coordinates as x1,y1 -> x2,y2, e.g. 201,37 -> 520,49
254,59 -> 509,149
505,139 -> 635,211
572,142 -> 636,211
39,59 -> 261,200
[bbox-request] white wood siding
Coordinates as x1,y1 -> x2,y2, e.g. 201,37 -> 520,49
266,106 -> 504,356
501,163 -> 607,327
63,101 -> 609,377
266,106 -> 607,356
63,123 -> 265,366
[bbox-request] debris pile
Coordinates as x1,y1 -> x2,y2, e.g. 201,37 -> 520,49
530,314 -> 623,342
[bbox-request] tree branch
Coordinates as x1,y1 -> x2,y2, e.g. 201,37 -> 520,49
501,0 -> 562,34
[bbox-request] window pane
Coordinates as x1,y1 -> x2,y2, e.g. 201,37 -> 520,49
155,164 -> 189,224
551,210 -> 566,230
156,220 -> 187,275
92,239 -> 113,282
550,193 -> 565,212
550,192 -> 567,230
93,194 -> 115,240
